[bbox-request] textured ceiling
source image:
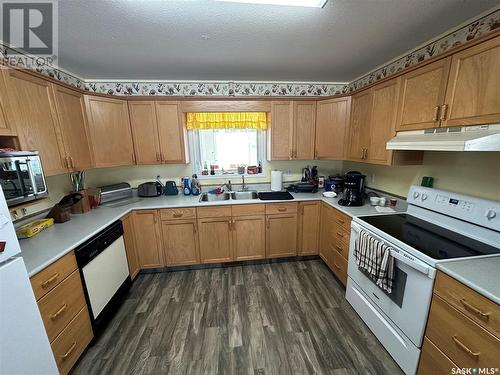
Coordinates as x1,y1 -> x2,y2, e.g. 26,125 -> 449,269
57,0 -> 499,82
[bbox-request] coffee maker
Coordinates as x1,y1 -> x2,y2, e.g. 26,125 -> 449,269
338,171 -> 366,206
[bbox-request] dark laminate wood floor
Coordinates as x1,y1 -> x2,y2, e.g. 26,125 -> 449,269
73,260 -> 403,375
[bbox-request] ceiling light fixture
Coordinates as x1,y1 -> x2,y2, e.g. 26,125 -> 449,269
216,0 -> 328,8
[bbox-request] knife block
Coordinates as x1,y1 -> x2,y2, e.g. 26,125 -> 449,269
71,190 -> 91,214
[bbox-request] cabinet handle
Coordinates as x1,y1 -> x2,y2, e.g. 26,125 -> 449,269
60,342 -> 77,359
156,152 -> 160,162
63,157 -> 69,169
335,245 -> 343,253
193,224 -> 197,234
267,219 -> 270,229
440,104 -> 448,121
173,212 -> 183,218
336,218 -> 345,224
50,304 -> 67,320
161,152 -> 165,162
333,262 -> 341,270
360,148 -> 364,159
452,335 -> 480,360
41,273 -> 59,288
278,207 -> 287,212
432,106 -> 440,121
336,232 -> 344,238
228,220 -> 232,230
132,153 -> 136,163
460,298 -> 491,321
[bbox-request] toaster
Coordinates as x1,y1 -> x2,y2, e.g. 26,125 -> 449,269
138,182 -> 162,197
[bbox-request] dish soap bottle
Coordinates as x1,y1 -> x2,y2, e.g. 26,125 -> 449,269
183,177 -> 191,195
190,174 -> 201,196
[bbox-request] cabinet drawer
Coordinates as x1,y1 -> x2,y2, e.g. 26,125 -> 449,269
197,206 -> 232,218
232,204 -> 265,216
160,207 -> 196,220
266,202 -> 298,215
332,209 -> 351,231
31,251 -> 78,300
330,237 -> 349,259
51,306 -> 93,375
330,251 -> 348,286
426,295 -> 500,369
333,225 -> 350,246
38,270 -> 86,342
418,338 -> 457,375
434,271 -> 500,338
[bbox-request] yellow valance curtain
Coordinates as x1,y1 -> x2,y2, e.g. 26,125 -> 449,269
186,112 -> 268,130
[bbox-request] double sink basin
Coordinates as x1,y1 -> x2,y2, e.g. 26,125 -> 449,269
199,191 -> 258,202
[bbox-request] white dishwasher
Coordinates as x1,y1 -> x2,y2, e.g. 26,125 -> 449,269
75,220 -> 131,335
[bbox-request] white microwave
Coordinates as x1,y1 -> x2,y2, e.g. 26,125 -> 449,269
0,151 -> 48,207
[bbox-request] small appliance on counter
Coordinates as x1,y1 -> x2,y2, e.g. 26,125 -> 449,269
325,175 -> 345,193
301,165 -> 319,185
164,180 -> 179,195
286,182 -> 318,193
338,171 -> 366,207
138,181 -> 162,197
99,182 -> 133,204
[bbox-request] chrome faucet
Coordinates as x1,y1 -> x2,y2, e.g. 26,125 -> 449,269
241,175 -> 248,191
221,180 -> 232,192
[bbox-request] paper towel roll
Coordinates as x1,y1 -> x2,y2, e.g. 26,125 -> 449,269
271,170 -> 283,191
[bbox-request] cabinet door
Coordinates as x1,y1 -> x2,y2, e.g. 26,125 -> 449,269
161,219 -> 200,266
133,210 -> 163,269
297,201 -> 320,255
156,102 -> 188,163
443,36 -> 500,127
396,58 -> 451,130
85,95 -> 135,168
198,217 -> 233,263
366,78 -> 400,165
121,214 -> 140,280
268,101 -> 293,160
3,69 -> 67,175
293,101 -> 316,160
266,213 -> 297,258
232,215 -> 266,261
347,90 -> 372,162
52,85 -> 93,171
0,72 -> 15,136
128,101 -> 161,164
315,97 -> 351,160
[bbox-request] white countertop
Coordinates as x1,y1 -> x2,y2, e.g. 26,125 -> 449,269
20,191 -> 407,277
436,256 -> 500,305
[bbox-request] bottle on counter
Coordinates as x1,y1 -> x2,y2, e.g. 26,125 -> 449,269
190,174 -> 201,196
258,161 -> 262,173
183,177 -> 191,195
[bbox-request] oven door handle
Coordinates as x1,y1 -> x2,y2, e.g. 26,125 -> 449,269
389,249 -> 432,277
25,159 -> 39,195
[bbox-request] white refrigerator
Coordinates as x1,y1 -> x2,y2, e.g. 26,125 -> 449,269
0,186 -> 58,375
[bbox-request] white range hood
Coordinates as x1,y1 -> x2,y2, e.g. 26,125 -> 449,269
386,124 -> 500,151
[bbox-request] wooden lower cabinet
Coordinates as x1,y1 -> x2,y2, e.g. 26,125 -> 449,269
161,219 -> 200,266
51,306 -> 93,375
132,210 -> 164,269
418,338 -> 457,375
198,216 -> 233,263
297,201 -> 320,255
121,214 -> 140,280
266,213 -> 298,258
232,215 -> 266,261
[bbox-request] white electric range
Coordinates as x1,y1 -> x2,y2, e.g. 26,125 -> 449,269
345,185 -> 500,375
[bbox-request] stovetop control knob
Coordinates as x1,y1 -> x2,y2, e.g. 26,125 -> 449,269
485,209 -> 497,220
421,193 -> 428,201
413,191 -> 420,199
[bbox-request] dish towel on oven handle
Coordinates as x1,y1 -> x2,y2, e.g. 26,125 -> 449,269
354,230 -> 395,294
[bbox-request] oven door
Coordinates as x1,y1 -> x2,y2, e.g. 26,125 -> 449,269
347,221 -> 436,347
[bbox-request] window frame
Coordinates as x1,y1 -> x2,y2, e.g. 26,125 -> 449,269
188,128 -> 267,179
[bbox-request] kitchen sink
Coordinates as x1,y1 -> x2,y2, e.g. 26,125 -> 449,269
230,191 -> 258,200
199,192 -> 231,202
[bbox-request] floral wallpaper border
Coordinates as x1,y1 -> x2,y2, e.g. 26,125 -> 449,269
1,8 -> 499,96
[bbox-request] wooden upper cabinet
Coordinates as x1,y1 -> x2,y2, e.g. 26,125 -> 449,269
348,89 -> 372,162
85,95 -> 135,168
128,101 -> 161,164
132,210 -> 163,269
293,101 -> 316,160
2,69 -> 67,175
442,36 -> 500,127
52,85 -> 93,171
366,78 -> 400,165
396,57 -> 451,131
315,97 -> 351,160
268,101 -> 293,160
0,71 -> 15,136
156,102 -> 188,163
